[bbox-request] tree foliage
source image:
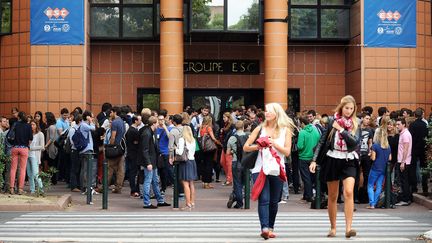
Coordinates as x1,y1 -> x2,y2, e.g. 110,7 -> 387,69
192,0 -> 212,29
1,1 -> 11,34
229,2 -> 259,31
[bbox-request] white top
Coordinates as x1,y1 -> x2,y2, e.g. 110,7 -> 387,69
176,137 -> 196,161
29,132 -> 45,164
251,127 -> 287,174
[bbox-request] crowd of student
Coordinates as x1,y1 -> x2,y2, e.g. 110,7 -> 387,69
0,102 -> 431,212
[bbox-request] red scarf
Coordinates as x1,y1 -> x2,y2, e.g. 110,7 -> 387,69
334,113 -> 353,148
251,136 -> 287,201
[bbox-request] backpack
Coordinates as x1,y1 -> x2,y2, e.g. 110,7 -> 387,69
6,123 -> 16,144
54,129 -> 69,148
233,134 -> 248,162
72,126 -> 89,152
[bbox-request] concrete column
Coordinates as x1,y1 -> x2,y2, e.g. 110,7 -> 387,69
160,0 -> 184,114
264,0 -> 288,109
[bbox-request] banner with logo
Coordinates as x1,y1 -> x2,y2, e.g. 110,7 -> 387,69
364,0 -> 416,48
30,0 -> 84,45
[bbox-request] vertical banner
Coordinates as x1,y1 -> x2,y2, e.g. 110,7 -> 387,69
364,0 -> 416,48
30,0 -> 84,45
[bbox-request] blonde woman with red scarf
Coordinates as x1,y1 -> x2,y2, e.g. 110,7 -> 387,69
243,103 -> 295,240
310,95 -> 361,238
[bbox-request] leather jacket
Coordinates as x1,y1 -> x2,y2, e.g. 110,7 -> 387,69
312,116 -> 361,162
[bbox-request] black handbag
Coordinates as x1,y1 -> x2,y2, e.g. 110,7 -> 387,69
104,138 -> 126,159
241,126 -> 262,169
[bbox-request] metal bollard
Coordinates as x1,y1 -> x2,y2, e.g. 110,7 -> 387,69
385,161 -> 391,208
102,159 -> 108,209
315,164 -> 321,209
244,170 -> 251,209
173,163 -> 179,209
86,154 -> 94,205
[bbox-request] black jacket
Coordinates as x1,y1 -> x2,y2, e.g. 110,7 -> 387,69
139,126 -> 158,167
312,116 -> 361,163
125,126 -> 140,161
409,118 -> 428,157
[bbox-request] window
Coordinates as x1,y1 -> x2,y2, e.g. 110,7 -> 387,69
191,0 -> 259,32
90,0 -> 153,39
289,0 -> 350,40
1,0 -> 12,35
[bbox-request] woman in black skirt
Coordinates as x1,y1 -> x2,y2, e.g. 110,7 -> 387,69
309,95 -> 361,238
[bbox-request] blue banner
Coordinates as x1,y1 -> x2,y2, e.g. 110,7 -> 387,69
30,0 -> 84,45
364,0 -> 416,48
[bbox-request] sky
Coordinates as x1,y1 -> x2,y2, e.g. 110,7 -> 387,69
208,0 -> 257,26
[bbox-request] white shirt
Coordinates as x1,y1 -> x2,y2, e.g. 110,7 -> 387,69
251,127 -> 286,174
176,137 -> 196,161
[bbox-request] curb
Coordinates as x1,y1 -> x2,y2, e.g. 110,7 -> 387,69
413,193 -> 432,210
0,194 -> 72,211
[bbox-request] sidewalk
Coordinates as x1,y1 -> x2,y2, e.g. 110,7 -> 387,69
41,179 -> 431,213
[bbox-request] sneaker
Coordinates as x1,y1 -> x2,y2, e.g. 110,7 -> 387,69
18,189 -> 26,195
112,188 -> 122,194
278,200 -> 287,204
395,201 -> 410,206
71,188 -> 81,192
143,204 -> 158,209
227,193 -> 235,208
157,202 -> 171,207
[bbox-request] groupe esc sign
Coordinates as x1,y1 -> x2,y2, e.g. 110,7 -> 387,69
364,0 -> 416,48
30,0 -> 84,45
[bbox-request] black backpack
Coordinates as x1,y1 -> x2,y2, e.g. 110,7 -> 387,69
233,134 -> 248,162
6,123 -> 16,144
54,129 -> 69,149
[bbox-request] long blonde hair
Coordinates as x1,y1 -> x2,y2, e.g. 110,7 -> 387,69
182,126 -> 194,144
374,126 -> 389,149
264,103 -> 296,137
334,95 -> 358,135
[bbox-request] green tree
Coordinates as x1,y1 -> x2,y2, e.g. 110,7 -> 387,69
209,13 -> 223,29
91,7 -> 120,37
192,0 -> 211,29
1,1 -> 11,34
229,2 -> 259,31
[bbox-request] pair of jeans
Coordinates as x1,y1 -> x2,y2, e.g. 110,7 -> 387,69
202,151 -> 214,183
143,167 -> 165,206
159,154 -> 174,192
126,156 -> 139,194
397,163 -> 412,202
232,160 -> 244,207
10,147 -> 29,190
107,155 -> 125,190
220,150 -> 233,183
299,159 -> 313,200
291,151 -> 300,193
252,173 -> 283,231
80,152 -> 97,191
69,149 -> 81,190
367,169 -> 385,206
26,156 -> 43,193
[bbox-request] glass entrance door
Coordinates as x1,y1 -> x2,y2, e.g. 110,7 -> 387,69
184,89 -> 264,123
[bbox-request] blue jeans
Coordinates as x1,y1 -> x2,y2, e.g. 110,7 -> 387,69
143,167 -> 164,206
26,156 -> 43,193
299,159 -> 313,199
252,173 -> 283,231
367,169 -> 385,207
232,160 -> 244,207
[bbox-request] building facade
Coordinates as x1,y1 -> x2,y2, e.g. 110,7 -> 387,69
0,0 -> 431,119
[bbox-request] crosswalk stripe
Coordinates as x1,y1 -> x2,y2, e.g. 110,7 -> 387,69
0,212 -> 429,243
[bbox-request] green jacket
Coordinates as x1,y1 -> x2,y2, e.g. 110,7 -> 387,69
297,124 -> 321,160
